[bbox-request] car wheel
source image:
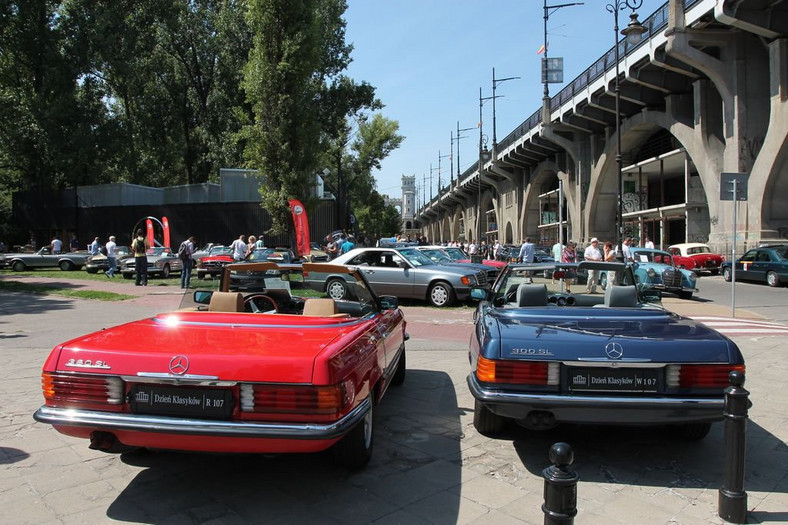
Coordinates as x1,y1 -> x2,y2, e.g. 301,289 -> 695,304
161,264 -> 170,279
59,260 -> 74,271
326,278 -> 348,300
473,399 -> 506,435
391,347 -> 406,386
676,422 -> 712,441
123,273 -> 133,280
722,267 -> 732,282
428,281 -> 455,307
11,260 -> 25,272
767,271 -> 780,287
678,291 -> 693,300
709,269 -> 719,276
333,394 -> 374,469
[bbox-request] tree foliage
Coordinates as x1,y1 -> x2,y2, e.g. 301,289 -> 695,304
242,0 -> 382,236
0,0 -> 404,242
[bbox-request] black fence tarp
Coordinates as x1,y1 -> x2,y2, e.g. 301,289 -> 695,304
13,191 -> 338,250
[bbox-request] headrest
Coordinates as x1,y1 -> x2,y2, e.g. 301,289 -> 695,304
604,285 -> 638,307
302,298 -> 338,316
209,291 -> 244,312
516,283 -> 548,307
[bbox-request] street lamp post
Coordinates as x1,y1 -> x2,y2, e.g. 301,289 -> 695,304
542,1 -> 584,103
491,67 -> 520,151
478,87 -> 494,245
607,0 -> 646,259
437,150 -> 450,194
455,122 -> 475,183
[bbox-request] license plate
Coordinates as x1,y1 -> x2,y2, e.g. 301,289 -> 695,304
568,368 -> 659,392
130,386 -> 233,419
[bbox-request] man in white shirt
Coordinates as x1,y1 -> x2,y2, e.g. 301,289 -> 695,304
584,238 -> 603,293
468,241 -> 477,255
51,236 -> 63,254
230,234 -> 247,261
622,237 -> 633,262
644,236 -> 655,249
105,236 -> 117,278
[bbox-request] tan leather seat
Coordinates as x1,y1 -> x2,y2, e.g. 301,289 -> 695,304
209,291 -> 244,312
302,298 -> 338,316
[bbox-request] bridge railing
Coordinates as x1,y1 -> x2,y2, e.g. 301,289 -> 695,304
421,0 -> 703,217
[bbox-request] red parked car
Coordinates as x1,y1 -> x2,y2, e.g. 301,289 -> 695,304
196,246 -> 233,279
34,262 -> 407,469
667,243 -> 725,275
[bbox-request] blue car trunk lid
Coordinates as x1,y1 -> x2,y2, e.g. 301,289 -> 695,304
491,308 -> 733,363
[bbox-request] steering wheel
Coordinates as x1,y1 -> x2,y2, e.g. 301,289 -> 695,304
243,294 -> 278,313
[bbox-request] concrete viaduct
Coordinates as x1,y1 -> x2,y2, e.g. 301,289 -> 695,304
410,0 -> 788,253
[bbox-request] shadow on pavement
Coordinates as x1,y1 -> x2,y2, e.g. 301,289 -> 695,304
0,291 -> 75,316
510,420 -> 787,494
106,369 -> 462,524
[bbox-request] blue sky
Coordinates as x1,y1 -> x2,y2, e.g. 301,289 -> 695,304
343,0 -> 667,201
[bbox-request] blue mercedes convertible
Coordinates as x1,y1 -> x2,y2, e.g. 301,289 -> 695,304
467,261 -> 745,441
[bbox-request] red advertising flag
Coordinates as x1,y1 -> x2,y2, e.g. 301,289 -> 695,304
162,216 -> 170,249
146,219 -> 154,249
289,199 -> 311,258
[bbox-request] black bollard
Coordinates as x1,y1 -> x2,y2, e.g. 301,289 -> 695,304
542,442 -> 578,525
718,370 -> 750,524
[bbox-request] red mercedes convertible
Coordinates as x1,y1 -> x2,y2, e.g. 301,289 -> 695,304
34,262 -> 407,469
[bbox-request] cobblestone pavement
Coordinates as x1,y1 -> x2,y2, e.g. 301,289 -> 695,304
0,278 -> 786,524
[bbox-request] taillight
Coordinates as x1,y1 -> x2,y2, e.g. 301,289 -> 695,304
666,364 -> 745,388
476,356 -> 559,385
239,383 -> 349,416
42,372 -> 124,405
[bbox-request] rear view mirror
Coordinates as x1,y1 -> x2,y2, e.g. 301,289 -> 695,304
470,287 -> 488,301
379,295 -> 399,310
193,290 -> 212,305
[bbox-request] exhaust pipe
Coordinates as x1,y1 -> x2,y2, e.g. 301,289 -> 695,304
89,431 -> 133,453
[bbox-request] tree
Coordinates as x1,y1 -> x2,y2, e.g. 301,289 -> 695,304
241,0 -> 376,236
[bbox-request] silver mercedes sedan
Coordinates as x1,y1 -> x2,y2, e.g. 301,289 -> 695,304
308,247 -> 490,307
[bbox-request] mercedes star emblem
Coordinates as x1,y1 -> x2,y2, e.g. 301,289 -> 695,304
169,355 -> 190,375
605,342 -> 624,360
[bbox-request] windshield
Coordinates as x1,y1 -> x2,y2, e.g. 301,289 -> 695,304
419,248 -> 450,262
147,247 -> 169,256
250,249 -> 292,263
442,247 -> 466,260
398,248 -> 435,267
180,264 -> 377,317
492,262 -> 637,306
632,251 -> 674,265
775,248 -> 788,260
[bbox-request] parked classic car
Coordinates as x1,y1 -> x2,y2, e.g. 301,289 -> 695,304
630,248 -> 697,299
414,246 -> 500,283
667,243 -> 725,274
308,242 -> 329,262
33,262 -> 406,469
320,247 -> 490,307
440,246 -> 507,269
196,246 -> 233,279
85,246 -> 133,273
191,243 -> 224,268
0,246 -> 89,271
227,249 -> 303,291
721,244 -> 788,287
467,260 -> 745,441
119,247 -> 184,279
